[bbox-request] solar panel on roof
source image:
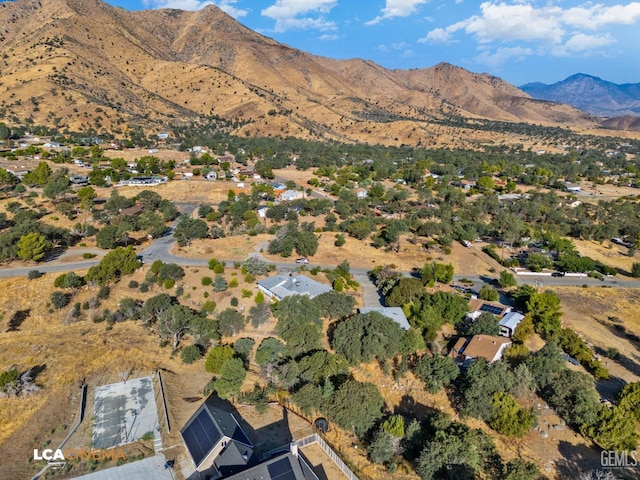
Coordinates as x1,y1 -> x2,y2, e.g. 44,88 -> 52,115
267,456 -> 297,480
182,408 -> 222,466
479,304 -> 504,315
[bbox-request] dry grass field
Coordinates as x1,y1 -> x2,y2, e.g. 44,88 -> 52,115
573,239 -> 639,275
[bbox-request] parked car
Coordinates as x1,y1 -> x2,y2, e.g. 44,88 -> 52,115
551,271 -> 565,277
295,257 -> 309,264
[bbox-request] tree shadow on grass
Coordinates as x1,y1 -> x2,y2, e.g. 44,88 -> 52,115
7,308 -> 30,331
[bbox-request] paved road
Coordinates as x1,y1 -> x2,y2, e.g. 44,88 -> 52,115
2,201 -> 639,294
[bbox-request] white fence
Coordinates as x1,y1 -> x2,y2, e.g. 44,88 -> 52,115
296,433 -> 360,480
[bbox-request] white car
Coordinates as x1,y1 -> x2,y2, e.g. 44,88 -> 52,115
295,258 -> 309,264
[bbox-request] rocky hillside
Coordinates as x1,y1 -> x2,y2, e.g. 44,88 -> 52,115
0,0 -> 600,146
521,74 -> 640,118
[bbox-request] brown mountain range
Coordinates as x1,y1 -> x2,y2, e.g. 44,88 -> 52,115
0,0 -> 606,146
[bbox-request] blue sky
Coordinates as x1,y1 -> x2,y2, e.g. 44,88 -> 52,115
103,0 -> 640,86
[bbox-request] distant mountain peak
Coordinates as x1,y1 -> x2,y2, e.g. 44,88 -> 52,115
521,74 -> 640,118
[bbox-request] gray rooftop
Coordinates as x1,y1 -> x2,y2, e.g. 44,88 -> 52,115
224,451 -> 316,480
499,312 -> 525,331
257,274 -> 332,300
359,307 -> 411,330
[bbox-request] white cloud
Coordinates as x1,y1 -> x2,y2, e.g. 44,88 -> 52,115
318,33 -> 341,41
143,0 -> 248,17
262,0 -> 338,32
552,32 -> 615,56
421,1 -> 640,65
367,0 -> 430,25
474,46 -> 533,67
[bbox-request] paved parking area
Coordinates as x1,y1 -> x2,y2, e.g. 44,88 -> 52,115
72,454 -> 174,480
92,376 -> 160,450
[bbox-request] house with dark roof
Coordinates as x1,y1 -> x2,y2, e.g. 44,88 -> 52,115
257,274 -> 332,301
225,444 -> 318,480
181,401 -> 254,478
358,307 -> 410,330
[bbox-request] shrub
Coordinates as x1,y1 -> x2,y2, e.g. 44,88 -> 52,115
164,279 -> 175,289
51,291 -> 70,310
230,297 -> 239,307
254,291 -> 265,304
27,270 -> 43,280
128,280 -> 139,289
97,285 -> 110,299
181,345 -> 204,364
140,282 -> 149,293
479,284 -> 499,301
241,289 -> 252,298
632,263 -> 640,278
201,276 -> 212,286
82,252 -> 97,259
228,278 -> 238,288
202,300 -> 217,313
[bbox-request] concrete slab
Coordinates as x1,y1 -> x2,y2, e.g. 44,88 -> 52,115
92,376 -> 160,450
71,454 -> 174,480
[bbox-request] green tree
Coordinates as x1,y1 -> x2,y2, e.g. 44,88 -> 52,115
326,380 -> 384,437
274,295 -> 323,357
478,284 -> 499,301
249,302 -> 271,327
489,392 -> 536,437
386,277 -> 424,307
332,312 -> 405,364
295,230 -> 318,256
158,304 -> 199,349
461,312 -> 500,336
419,261 -> 454,285
547,369 -> 600,429
255,337 -> 286,366
17,232 -> 50,261
461,360 -> 515,420
22,161 -> 52,186
140,293 -> 173,325
173,215 -> 208,246
85,246 -> 140,284
498,270 -> 517,288
382,414 -> 405,438
368,430 -> 394,464
527,290 -> 562,337
215,357 -> 247,400
217,308 -> 245,337
313,290 -> 356,320
96,225 -> 119,249
415,355 -> 460,393
525,252 -> 553,272
504,458 -> 540,480
584,405 -> 638,451
205,344 -> 236,374
631,262 -> 640,278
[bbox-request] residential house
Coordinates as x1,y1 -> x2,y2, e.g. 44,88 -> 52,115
256,206 -> 269,219
69,174 -> 89,186
257,274 -> 331,301
498,312 -> 525,338
355,188 -> 368,199
565,182 -> 581,193
225,445 -> 318,480
358,307 -> 410,330
278,190 -> 304,202
181,401 -> 254,478
205,171 -> 217,180
467,299 -> 512,320
450,335 -> 512,365
119,204 -> 144,216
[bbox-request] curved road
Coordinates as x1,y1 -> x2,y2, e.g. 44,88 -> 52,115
1,202 -> 639,292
